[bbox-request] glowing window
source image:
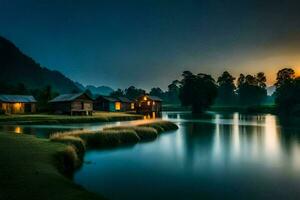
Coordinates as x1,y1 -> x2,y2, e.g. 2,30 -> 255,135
15,126 -> 21,134
143,96 -> 147,101
147,101 -> 151,106
115,102 -> 121,110
131,103 -> 135,109
153,101 -> 155,105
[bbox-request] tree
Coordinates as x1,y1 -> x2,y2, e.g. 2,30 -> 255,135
275,68 -> 295,88
149,87 -> 164,99
166,80 -> 180,103
179,71 -> 218,113
33,85 -> 58,112
216,71 -> 236,105
256,72 -> 267,88
237,72 -> 267,106
125,86 -> 145,99
274,68 -> 300,115
110,89 -> 124,98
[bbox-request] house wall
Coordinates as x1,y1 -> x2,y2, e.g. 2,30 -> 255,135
50,102 -> 71,114
136,100 -> 162,114
0,102 -> 36,114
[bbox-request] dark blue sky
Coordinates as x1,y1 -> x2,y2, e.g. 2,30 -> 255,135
1,0 -> 300,90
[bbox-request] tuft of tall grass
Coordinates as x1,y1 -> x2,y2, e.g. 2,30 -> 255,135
138,120 -> 178,133
104,126 -> 158,141
51,129 -> 140,149
51,120 -> 177,150
55,145 -> 81,177
50,135 -> 86,159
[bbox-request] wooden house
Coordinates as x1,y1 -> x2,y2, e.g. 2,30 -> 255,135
94,96 -> 120,112
49,92 -> 93,115
94,96 -> 135,112
0,94 -> 37,114
118,97 -> 135,112
136,95 -> 162,115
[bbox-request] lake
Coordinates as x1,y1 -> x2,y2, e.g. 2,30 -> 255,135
74,112 -> 300,200
2,111 -> 300,199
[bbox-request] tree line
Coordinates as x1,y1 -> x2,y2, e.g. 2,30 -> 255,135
174,68 -> 299,114
0,68 -> 298,115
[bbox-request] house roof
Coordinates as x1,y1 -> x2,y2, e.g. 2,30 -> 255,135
98,96 -> 119,102
148,95 -> 162,101
0,95 -> 37,103
49,92 -> 92,103
141,95 -> 162,101
117,97 -> 132,103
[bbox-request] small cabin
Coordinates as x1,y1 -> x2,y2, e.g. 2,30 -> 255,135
118,97 -> 135,112
94,96 -> 135,112
136,95 -> 162,115
49,92 -> 93,115
94,96 -> 120,112
0,95 -> 37,114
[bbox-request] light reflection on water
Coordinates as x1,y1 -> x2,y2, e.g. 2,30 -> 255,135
2,112 -> 300,199
74,112 -> 300,200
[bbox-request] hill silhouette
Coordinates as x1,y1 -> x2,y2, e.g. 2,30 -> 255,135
0,36 -> 79,93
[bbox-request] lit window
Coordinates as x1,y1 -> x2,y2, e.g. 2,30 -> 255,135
15,126 -> 21,134
143,96 -> 147,101
115,102 -> 121,110
147,101 -> 151,106
153,101 -> 155,105
131,103 -> 135,109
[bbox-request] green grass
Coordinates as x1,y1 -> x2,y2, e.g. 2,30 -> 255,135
104,126 -> 158,141
137,120 -> 179,133
0,111 -> 143,125
51,120 -> 178,149
0,133 -> 104,200
0,120 -> 178,199
50,136 -> 86,160
51,129 -> 141,149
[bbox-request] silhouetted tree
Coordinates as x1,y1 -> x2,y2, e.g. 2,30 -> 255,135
237,72 -> 267,106
274,68 -> 300,115
165,80 -> 180,103
275,68 -> 295,88
33,85 -> 58,112
110,89 -> 124,98
149,87 -> 164,99
179,71 -> 218,113
125,86 -> 145,99
216,71 -> 236,105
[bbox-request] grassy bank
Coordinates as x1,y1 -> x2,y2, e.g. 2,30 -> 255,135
0,120 -> 178,200
50,120 -> 178,150
0,111 -> 143,125
0,133 -> 104,200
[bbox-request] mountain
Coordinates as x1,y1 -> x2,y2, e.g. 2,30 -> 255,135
74,82 -> 86,91
74,82 -> 114,96
0,36 -> 79,94
85,85 -> 114,96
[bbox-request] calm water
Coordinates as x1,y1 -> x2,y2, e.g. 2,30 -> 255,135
73,112 -> 300,200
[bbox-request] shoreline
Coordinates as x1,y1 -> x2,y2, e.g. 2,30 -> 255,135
0,120 -> 178,200
0,112 -> 143,125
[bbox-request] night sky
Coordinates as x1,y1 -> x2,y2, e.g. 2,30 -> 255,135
1,0 -> 300,90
